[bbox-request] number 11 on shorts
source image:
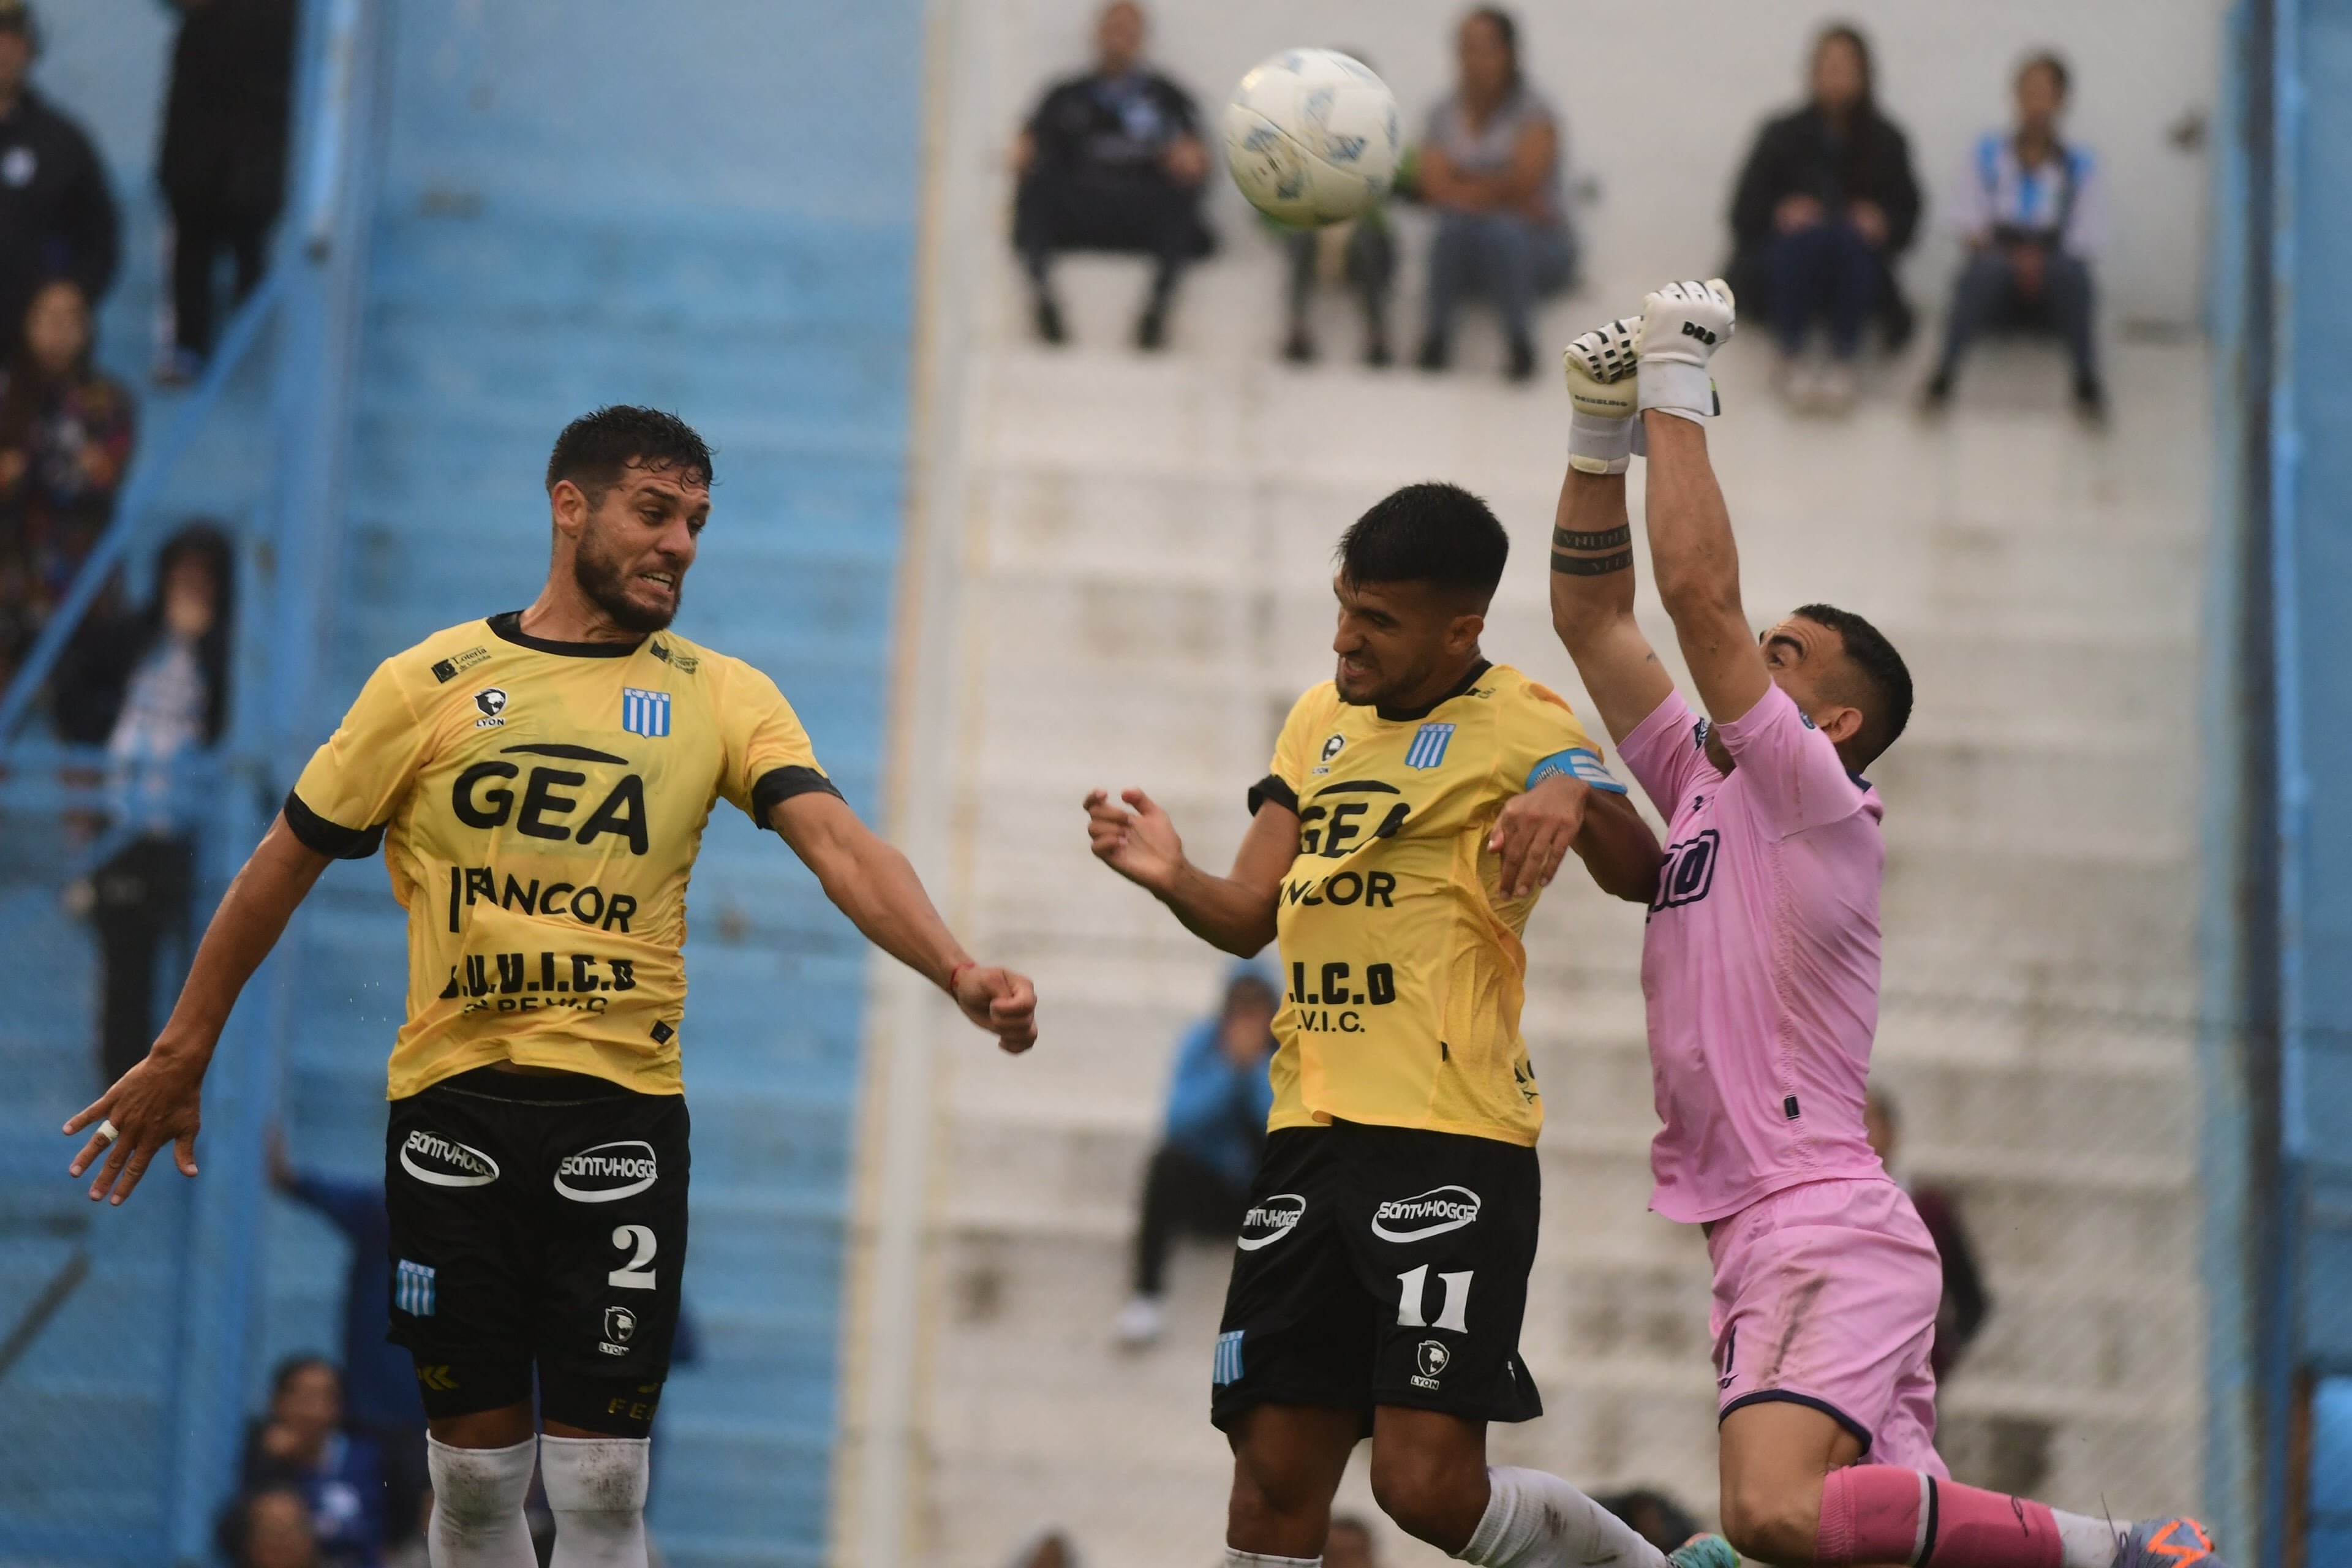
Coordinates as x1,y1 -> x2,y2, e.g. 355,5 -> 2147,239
1396,1265 -> 1472,1330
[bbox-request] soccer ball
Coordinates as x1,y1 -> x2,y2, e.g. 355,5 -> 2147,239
1224,49 -> 1401,227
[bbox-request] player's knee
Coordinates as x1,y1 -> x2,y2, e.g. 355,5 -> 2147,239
1367,1445 -> 1483,1550
1718,1481 -> 1819,1566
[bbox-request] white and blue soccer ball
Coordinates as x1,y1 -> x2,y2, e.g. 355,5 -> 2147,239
1224,48 -> 1401,227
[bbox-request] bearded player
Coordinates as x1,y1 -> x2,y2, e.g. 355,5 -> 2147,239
1085,484 -> 1738,1568
64,407 -> 1038,1568
1534,280 -> 2226,1568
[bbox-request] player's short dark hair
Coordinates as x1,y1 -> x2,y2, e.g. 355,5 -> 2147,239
1337,482 -> 1510,607
545,405 -> 714,502
1793,602 -> 1912,766
2019,50 -> 2070,97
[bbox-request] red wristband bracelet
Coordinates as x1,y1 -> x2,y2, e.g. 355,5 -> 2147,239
946,960 -> 978,993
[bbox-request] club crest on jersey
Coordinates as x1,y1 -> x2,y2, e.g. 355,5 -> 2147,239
621,687 -> 672,738
1404,722 -> 1456,770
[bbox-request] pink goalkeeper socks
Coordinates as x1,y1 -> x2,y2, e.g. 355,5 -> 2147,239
1815,1466 -> 2062,1567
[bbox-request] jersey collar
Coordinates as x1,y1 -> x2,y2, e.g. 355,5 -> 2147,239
488,610 -> 643,658
1372,658 -> 1491,723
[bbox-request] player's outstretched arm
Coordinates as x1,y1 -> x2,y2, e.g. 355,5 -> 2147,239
1635,279 -> 1771,726
772,792 -> 1037,1054
66,814 -> 334,1204
1488,775 -> 1661,903
1084,786 -> 1292,957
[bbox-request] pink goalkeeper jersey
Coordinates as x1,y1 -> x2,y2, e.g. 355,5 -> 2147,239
1617,684 -> 1889,1224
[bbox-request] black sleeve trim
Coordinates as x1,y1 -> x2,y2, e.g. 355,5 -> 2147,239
283,790 -> 386,860
751,764 -> 843,830
1246,774 -> 1299,818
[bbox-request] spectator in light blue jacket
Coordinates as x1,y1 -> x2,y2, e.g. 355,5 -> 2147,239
1115,962 -> 1278,1347
1922,53 -> 2106,417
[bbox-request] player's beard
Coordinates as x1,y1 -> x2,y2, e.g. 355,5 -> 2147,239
573,518 -> 681,634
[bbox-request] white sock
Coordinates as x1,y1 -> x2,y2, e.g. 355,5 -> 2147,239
2052,1509 -> 2129,1568
1224,1553 -> 1320,1567
426,1435 -> 539,1568
540,1434 -> 652,1568
1457,1467 -> 1670,1568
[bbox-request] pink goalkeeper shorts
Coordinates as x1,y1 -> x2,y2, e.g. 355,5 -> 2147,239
1706,1175 -> 1948,1476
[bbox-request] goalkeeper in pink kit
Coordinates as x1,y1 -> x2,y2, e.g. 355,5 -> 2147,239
1530,280 -> 2226,1568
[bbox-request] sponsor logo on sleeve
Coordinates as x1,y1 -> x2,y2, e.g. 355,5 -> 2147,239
554,1140 -> 659,1202
1236,1193 -> 1306,1251
1371,1185 -> 1482,1242
400,1131 -> 500,1187
432,646 -> 492,683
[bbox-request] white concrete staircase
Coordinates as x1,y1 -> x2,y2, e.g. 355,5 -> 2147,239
902,219 -> 2210,1566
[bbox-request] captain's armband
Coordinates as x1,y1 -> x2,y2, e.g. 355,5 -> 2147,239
1526,748 -> 1627,796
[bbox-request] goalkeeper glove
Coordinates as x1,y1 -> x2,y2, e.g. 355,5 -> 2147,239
1637,277 -> 1735,422
1564,317 -> 1643,475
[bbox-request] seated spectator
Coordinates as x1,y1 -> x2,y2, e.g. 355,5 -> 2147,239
156,0 -> 298,382
227,1487 -> 323,1568
0,0 -> 120,357
1412,7 -> 1576,383
0,278 -> 135,688
1000,1527 -> 1084,1568
1012,1 -> 1212,350
1114,963 -> 1278,1348
1726,23 -> 1921,415
1597,1488 -> 1702,1553
1326,1513 -> 1381,1568
1276,55 -> 1396,369
267,1130 -> 431,1550
1867,1087 -> 1991,1381
238,1357 -> 387,1568
1921,53 -> 2105,418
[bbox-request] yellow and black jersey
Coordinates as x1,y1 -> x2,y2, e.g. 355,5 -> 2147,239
1250,662 -> 1624,1146
287,612 -> 835,1099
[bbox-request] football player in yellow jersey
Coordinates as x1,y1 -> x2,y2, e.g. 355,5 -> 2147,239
64,407 -> 1036,1568
1084,483 -> 1680,1568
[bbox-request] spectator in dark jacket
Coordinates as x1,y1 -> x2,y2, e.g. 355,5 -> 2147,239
1012,1 -> 1212,351
0,0 -> 119,358
1867,1087 -> 1991,1381
0,279 -> 134,688
236,1357 -> 387,1568
1727,23 -> 1921,415
157,0 -> 299,380
268,1131 -> 431,1548
227,1488 -> 323,1568
1114,962 -> 1278,1348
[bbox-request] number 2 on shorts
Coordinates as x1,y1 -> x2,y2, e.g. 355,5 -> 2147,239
1396,1265 -> 1472,1330
609,1223 -> 658,1289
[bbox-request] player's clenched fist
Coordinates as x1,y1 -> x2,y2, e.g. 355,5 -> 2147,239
951,963 -> 1039,1054
1638,277 -> 1736,421
1563,317 -> 1643,475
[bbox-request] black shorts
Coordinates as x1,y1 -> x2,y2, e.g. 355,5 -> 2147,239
386,1067 -> 688,1434
1210,1121 -> 1542,1432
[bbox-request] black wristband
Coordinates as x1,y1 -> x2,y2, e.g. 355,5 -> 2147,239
1552,524 -> 1632,552
1551,549 -> 1635,576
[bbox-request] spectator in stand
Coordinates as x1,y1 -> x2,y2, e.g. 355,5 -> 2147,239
1276,54 -> 1396,369
1413,7 -> 1577,383
228,1488 -> 324,1568
0,0 -> 119,357
1326,1514 -> 1381,1568
1726,23 -> 1921,416
156,0 -> 300,382
0,279 -> 134,688
1921,53 -> 2106,419
236,1357 -> 388,1568
55,526 -> 232,1085
1113,962 -> 1278,1348
268,1131 -> 431,1551
1597,1488 -> 1703,1554
1012,1 -> 1212,351
999,1526 -> 1084,1568
1866,1086 -> 1992,1381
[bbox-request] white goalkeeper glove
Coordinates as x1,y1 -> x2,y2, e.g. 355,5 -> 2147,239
1563,317 -> 1644,475
1637,277 -> 1735,423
